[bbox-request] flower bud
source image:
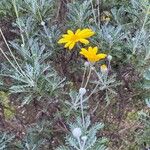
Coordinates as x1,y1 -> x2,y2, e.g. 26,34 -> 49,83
72,128 -> 82,138
107,55 -> 112,61
105,17 -> 111,22
84,61 -> 90,67
81,136 -> 87,141
79,88 -> 86,96
21,44 -> 24,47
41,21 -> 45,26
100,64 -> 108,73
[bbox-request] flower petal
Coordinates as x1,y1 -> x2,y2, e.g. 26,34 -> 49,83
80,48 -> 89,56
93,47 -> 98,54
75,29 -> 81,35
97,54 -> 107,59
79,39 -> 89,44
62,34 -> 69,37
88,47 -> 93,53
69,42 -> 75,50
58,38 -> 67,43
67,30 -> 74,35
64,42 -> 72,48
77,28 -> 95,38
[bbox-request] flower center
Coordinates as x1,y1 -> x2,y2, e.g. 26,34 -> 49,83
71,35 -> 79,42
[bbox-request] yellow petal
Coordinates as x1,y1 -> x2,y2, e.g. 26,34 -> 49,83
58,38 -> 67,44
75,29 -> 81,35
79,39 -> 89,44
67,30 -> 74,35
80,48 -> 88,56
97,54 -> 107,59
88,47 -> 93,53
69,42 -> 75,50
77,28 -> 95,38
93,47 -> 98,54
64,42 -> 72,48
62,34 -> 69,37
87,57 -> 99,63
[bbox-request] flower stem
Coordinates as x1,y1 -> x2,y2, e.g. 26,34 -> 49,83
80,94 -> 85,127
77,137 -> 82,150
77,83 -> 99,106
84,66 -> 92,88
81,66 -> 87,87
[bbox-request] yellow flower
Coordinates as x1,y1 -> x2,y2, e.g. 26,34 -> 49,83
58,28 -> 95,50
80,46 -> 107,63
100,64 -> 108,73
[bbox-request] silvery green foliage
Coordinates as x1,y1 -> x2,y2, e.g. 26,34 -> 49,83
0,38 -> 65,105
143,68 -> 150,89
91,71 -> 120,105
0,0 -> 15,17
67,0 -> 92,28
17,121 -> 52,150
126,0 -> 150,55
93,25 -> 126,49
0,132 -> 15,149
40,24 -> 61,49
131,0 -> 150,12
10,38 -> 51,62
101,25 -> 124,46
56,116 -> 107,150
65,69 -> 119,111
12,16 -> 38,38
20,0 -> 55,21
65,90 -> 80,111
92,0 -> 150,59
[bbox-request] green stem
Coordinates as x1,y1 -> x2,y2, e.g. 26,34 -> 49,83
84,66 -> 92,88
80,94 -> 85,127
0,48 -> 22,76
81,66 -> 87,87
12,0 -> 25,46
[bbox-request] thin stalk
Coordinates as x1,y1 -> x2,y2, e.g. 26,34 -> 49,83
36,3 -> 54,47
80,94 -> 85,127
43,25 -> 54,46
84,66 -> 92,88
0,29 -> 26,77
77,66 -> 107,106
90,0 -> 98,26
97,0 -> 101,27
141,5 -> 150,31
0,48 -> 22,76
81,66 -> 87,87
81,139 -> 86,150
77,137 -> 82,150
36,3 -> 43,22
0,29 -> 34,86
76,83 -> 99,106
12,0 -> 25,46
